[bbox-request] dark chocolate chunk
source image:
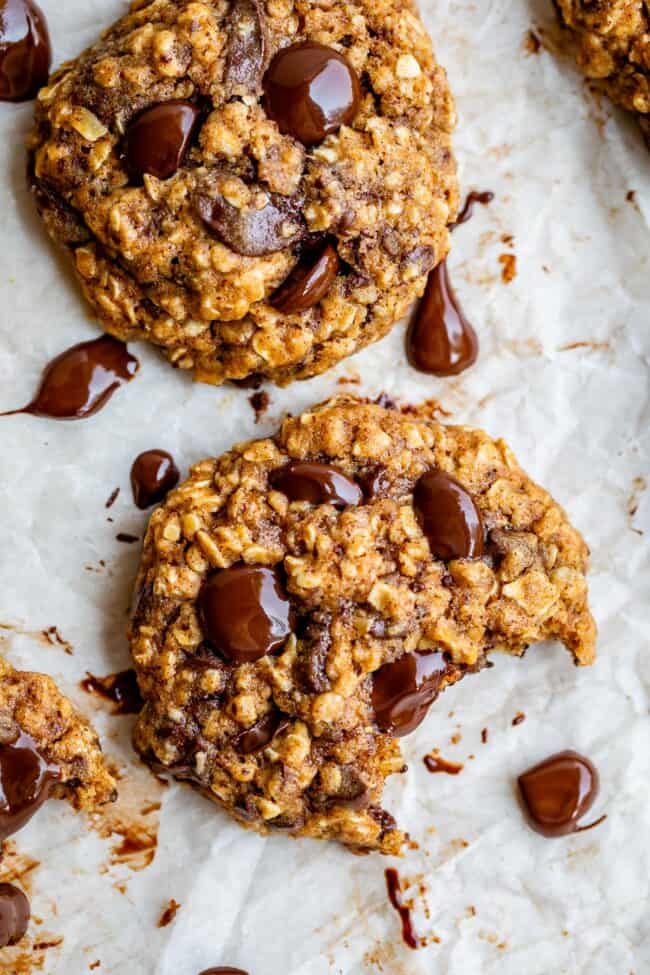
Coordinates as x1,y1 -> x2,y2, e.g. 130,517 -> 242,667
0,731 -> 60,841
270,460 -> 362,508
413,469 -> 484,560
264,41 -> 360,146
270,243 -> 339,314
196,184 -> 306,256
199,565 -> 293,663
518,750 -> 605,838
0,883 -> 30,948
372,650 -> 450,737
234,710 -> 289,754
125,100 -> 200,180
0,0 -> 50,102
224,0 -> 267,91
130,449 -> 180,509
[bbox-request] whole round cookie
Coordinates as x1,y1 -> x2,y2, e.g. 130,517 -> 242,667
29,0 -> 458,386
129,397 -> 596,852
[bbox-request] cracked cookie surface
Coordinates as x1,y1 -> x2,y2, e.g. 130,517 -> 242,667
555,0 -> 650,139
128,397 -> 595,853
29,0 -> 457,386
0,656 -> 117,817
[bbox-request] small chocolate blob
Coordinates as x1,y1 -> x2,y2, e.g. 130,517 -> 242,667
0,884 -> 30,948
80,669 -> 143,715
423,753 -> 463,774
270,460 -> 362,508
196,186 -> 306,257
234,710 -> 289,755
384,868 -> 419,950
125,100 -> 200,180
372,650 -> 450,737
199,565 -> 293,663
264,41 -> 360,146
0,0 -> 50,102
0,335 -> 139,421
130,449 -> 180,509
518,750 -> 605,838
270,243 -> 340,314
407,260 -> 478,376
413,469 -> 484,561
0,731 -> 60,841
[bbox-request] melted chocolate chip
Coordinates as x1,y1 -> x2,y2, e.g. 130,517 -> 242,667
270,460 -> 362,508
413,469 -> 484,561
407,260 -> 478,376
0,731 -> 60,841
225,0 -> 267,91
199,969 -> 249,975
125,101 -> 200,180
385,868 -> 419,950
1,335 -> 139,420
196,184 -> 306,256
199,565 -> 293,663
0,0 -> 50,102
80,669 -> 143,715
0,883 -> 30,948
264,41 -> 360,146
234,710 -> 289,754
518,750 -> 606,838
270,242 -> 339,314
372,650 -> 451,737
130,449 -> 180,509
453,190 -> 495,228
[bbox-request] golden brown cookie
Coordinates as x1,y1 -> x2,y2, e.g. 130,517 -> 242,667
0,656 -> 116,840
555,0 -> 650,139
29,0 -> 457,386
128,397 -> 595,853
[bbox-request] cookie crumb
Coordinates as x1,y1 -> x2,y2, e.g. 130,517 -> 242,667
157,899 -> 181,928
498,253 -> 517,283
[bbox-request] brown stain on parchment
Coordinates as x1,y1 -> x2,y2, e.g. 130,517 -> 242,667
90,760 -> 164,874
0,623 -> 73,655
0,842 -> 40,895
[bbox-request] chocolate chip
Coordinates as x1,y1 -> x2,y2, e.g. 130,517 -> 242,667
199,565 -> 293,663
372,650 -> 451,736
125,101 -> 200,180
270,460 -> 362,507
196,183 -> 306,256
234,710 -> 289,754
130,449 -> 180,509
0,0 -> 50,102
0,884 -> 30,948
413,470 -> 484,561
518,751 -> 604,838
224,0 -> 267,91
263,41 -> 360,146
270,242 -> 339,314
0,731 -> 60,841
407,260 -> 479,376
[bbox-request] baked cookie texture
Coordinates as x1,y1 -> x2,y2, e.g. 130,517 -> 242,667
129,397 -> 596,853
28,0 -> 458,386
0,657 -> 117,812
555,0 -> 650,138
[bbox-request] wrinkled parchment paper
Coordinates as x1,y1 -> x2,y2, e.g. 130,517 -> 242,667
1,0 -> 649,971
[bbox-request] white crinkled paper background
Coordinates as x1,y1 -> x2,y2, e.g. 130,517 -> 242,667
0,0 -> 649,971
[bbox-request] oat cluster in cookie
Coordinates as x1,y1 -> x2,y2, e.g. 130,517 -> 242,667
28,0 -> 458,386
0,656 -> 117,814
129,397 -> 595,853
556,0 -> 650,138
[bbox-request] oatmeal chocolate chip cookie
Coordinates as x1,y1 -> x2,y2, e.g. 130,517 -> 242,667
28,0 -> 458,387
555,0 -> 650,139
0,656 -> 117,840
128,397 -> 595,853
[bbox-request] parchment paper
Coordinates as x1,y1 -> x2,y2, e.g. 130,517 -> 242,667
1,0 -> 649,971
